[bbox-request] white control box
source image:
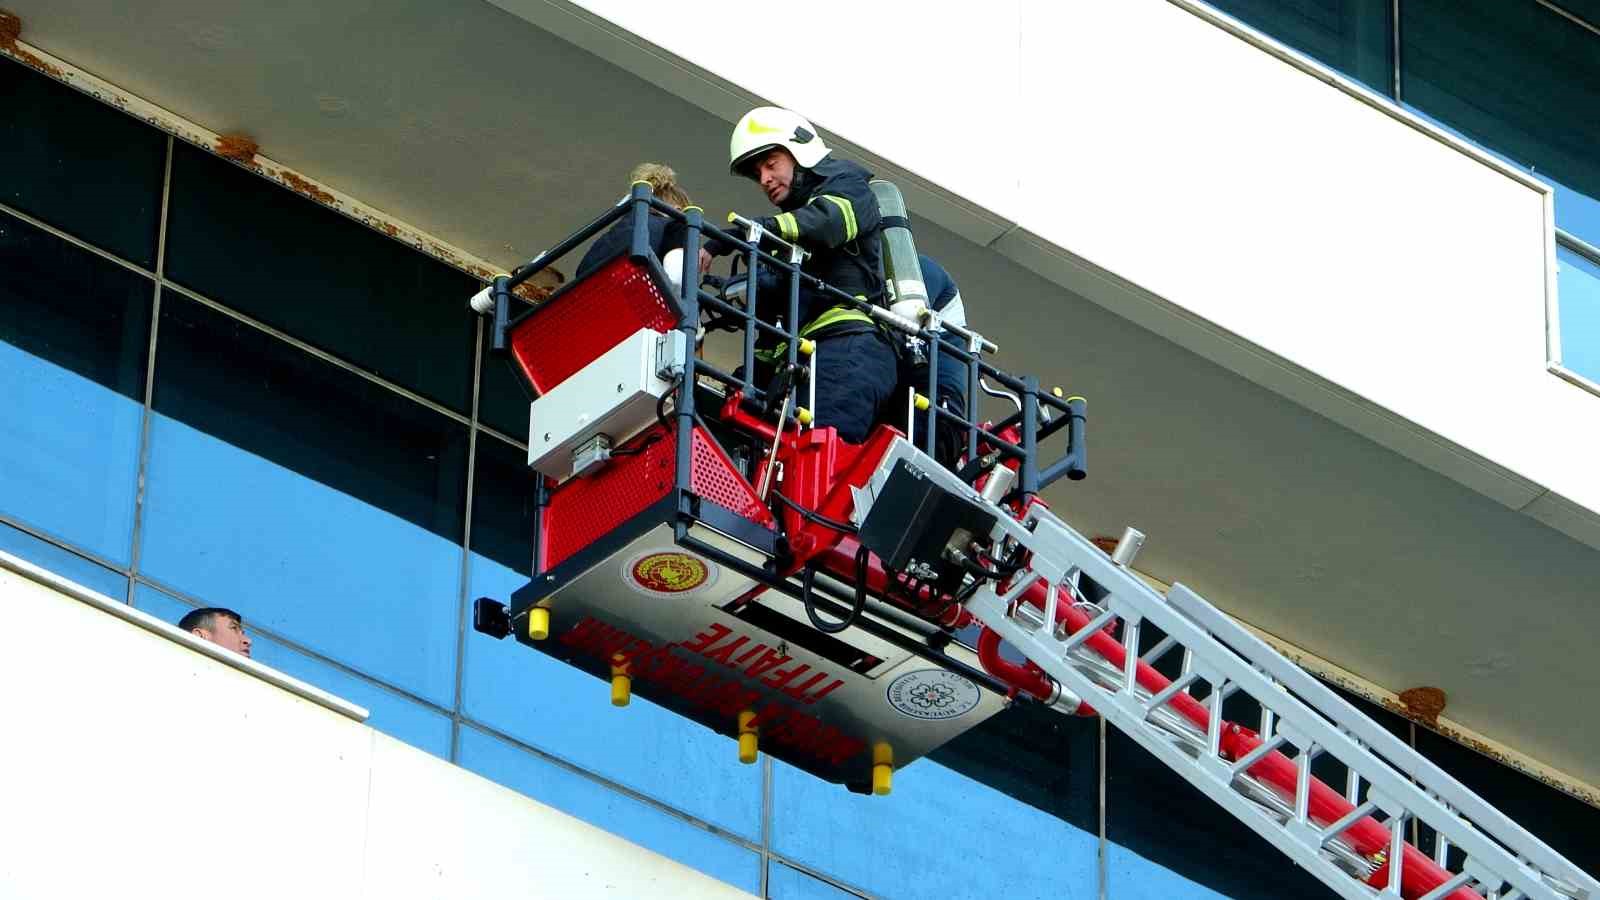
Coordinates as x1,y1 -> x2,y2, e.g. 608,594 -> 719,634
527,327 -> 685,482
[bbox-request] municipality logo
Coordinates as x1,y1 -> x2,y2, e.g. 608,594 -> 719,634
623,550 -> 717,598
886,670 -> 981,720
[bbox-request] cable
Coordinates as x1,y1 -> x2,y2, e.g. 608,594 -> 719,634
802,545 -> 868,634
771,491 -> 857,535
957,555 -> 1007,581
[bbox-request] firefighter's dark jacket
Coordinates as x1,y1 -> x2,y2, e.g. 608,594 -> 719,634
751,156 -> 885,340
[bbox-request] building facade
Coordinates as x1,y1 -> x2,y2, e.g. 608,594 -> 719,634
2,1 -> 1597,897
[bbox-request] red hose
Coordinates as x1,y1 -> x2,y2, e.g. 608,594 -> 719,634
976,627 -> 1053,701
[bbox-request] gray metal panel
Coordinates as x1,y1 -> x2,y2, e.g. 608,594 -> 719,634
534,524 -> 1005,783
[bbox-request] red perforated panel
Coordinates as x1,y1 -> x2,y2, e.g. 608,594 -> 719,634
510,256 -> 678,394
692,429 -> 775,528
542,426 -> 774,572
543,426 -> 674,572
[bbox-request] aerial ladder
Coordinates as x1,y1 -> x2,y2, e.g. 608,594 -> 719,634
469,183 -> 1598,900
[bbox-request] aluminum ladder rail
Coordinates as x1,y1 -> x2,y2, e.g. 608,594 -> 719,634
965,505 -> 1597,900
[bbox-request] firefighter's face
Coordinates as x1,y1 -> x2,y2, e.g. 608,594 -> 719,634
752,148 -> 796,205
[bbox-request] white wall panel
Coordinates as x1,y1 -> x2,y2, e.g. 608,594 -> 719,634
0,557 -> 754,900
0,562 -> 373,900
361,732 -> 752,899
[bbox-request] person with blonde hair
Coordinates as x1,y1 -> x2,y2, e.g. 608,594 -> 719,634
576,162 -> 709,279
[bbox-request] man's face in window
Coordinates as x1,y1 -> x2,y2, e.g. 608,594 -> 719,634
194,614 -> 252,658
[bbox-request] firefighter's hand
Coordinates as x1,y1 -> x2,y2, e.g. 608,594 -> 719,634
698,247 -> 713,275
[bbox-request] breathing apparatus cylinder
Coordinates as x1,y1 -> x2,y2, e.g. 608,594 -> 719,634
868,180 -> 929,362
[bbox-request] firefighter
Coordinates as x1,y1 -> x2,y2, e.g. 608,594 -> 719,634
726,106 -> 899,444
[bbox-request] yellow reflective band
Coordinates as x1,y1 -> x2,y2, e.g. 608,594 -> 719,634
816,195 -> 857,241
775,212 -> 799,241
798,304 -> 874,337
747,118 -> 784,136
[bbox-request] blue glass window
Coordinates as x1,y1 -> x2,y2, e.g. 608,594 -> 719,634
1402,0 -> 1600,245
766,862 -> 858,899
163,142 -> 480,412
0,519 -> 128,600
458,725 -> 762,894
138,292 -> 467,706
0,58 -> 165,267
1557,245 -> 1600,386
1205,0 -> 1394,95
770,757 -> 1099,899
133,583 -> 453,757
459,433 -> 764,839
930,701 -> 1099,833
0,213 -> 148,565
476,335 -> 532,441
1106,843 -> 1232,899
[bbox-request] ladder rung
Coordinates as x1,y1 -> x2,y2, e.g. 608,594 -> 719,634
1061,607 -> 1117,654
1418,872 -> 1475,900
1229,733 -> 1287,778
1319,799 -> 1379,846
1144,670 -> 1201,718
1141,634 -> 1179,665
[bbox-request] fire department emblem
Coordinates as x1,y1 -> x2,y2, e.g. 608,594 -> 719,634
886,669 -> 982,720
624,550 -> 717,598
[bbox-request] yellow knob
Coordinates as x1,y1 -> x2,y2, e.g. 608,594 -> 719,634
795,407 -> 814,426
872,765 -> 892,796
526,607 -> 550,642
726,212 -> 739,224
738,710 -> 759,764
871,742 -> 893,796
610,654 -> 631,707
913,394 -> 930,412
1051,386 -> 1064,398
798,339 -> 815,356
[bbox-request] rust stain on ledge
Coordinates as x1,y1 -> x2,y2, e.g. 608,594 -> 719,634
215,132 -> 260,164
279,170 -> 335,206
1,12 -> 64,79
1396,686 -> 1446,727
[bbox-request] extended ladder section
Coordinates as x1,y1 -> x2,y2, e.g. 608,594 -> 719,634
854,439 -> 1597,900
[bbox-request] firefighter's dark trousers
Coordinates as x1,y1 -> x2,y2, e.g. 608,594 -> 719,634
806,329 -> 900,444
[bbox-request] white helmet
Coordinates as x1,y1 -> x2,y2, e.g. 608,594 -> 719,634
729,106 -> 830,176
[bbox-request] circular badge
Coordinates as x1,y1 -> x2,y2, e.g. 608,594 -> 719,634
885,669 -> 982,721
623,550 -> 718,598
